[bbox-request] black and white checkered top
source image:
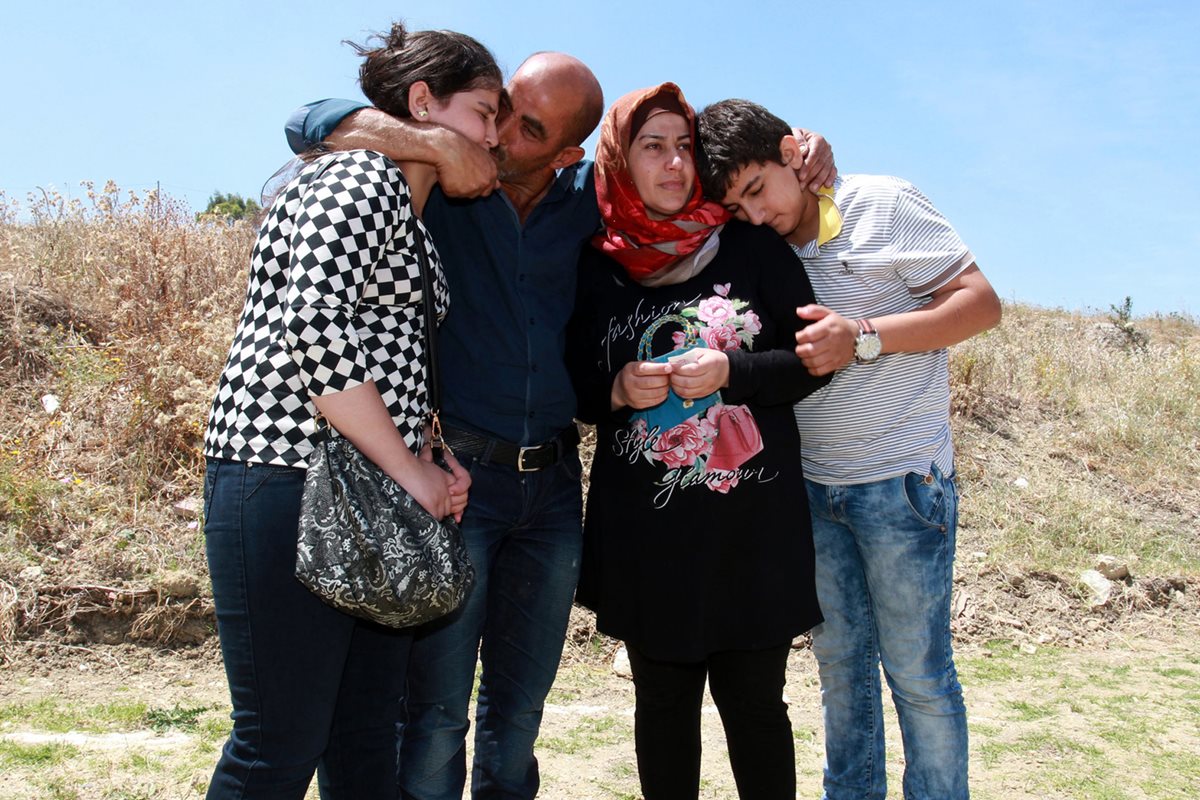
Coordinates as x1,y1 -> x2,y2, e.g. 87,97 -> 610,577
203,150 -> 447,468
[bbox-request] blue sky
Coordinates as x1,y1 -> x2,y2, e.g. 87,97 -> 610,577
3,1 -> 1197,315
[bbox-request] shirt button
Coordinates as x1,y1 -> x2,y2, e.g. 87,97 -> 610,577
528,411 -> 535,419
532,364 -> 539,372
529,317 -> 535,325
519,274 -> 526,282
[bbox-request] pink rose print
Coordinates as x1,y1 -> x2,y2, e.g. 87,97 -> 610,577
740,310 -> 762,335
697,296 -> 736,326
651,418 -> 713,470
706,470 -> 741,494
671,330 -> 688,349
713,283 -> 731,297
701,324 -> 741,352
631,417 -> 649,442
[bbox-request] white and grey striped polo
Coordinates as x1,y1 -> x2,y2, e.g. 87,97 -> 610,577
790,174 -> 975,485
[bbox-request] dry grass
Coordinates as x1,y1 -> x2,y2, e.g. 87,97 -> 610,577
0,184 -> 250,649
0,183 -> 1197,655
950,304 -> 1200,577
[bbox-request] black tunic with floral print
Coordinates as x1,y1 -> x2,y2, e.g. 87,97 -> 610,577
568,221 -> 830,661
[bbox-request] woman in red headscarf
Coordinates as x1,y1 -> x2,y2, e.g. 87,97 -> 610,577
567,83 -> 831,799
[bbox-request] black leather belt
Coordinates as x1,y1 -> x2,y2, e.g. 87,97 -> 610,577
442,425 -> 580,472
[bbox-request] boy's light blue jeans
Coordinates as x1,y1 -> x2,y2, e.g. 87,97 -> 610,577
806,463 -> 968,800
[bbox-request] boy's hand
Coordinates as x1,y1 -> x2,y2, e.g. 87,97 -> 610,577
795,305 -> 857,375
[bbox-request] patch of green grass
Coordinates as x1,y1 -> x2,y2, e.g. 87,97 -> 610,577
1041,771 -> 1134,800
969,721 -> 1002,738
1082,664 -> 1133,690
0,739 -> 81,767
1094,712 -> 1166,750
38,776 -> 82,800
538,715 -> 630,756
1145,750 -> 1200,799
1001,699 -> 1057,721
1155,666 -> 1197,680
978,729 -> 1104,770
586,781 -> 639,800
198,713 -> 231,742
0,699 -> 215,736
0,698 -> 150,733
791,725 -> 819,744
957,639 -> 1063,684
123,751 -> 165,773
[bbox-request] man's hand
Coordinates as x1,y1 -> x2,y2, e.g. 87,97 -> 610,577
612,361 -> 672,410
326,108 -> 499,198
794,305 -> 857,376
431,127 -> 500,198
790,128 -> 837,193
668,349 -> 729,398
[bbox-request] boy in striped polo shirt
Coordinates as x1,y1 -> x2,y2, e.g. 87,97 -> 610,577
697,99 -> 1001,800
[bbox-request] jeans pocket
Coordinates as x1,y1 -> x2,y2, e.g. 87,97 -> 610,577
902,468 -> 949,531
558,450 -> 583,483
202,460 -> 220,524
244,462 -> 305,502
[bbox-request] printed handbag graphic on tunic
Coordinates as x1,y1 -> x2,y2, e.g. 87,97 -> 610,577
629,314 -> 721,434
706,404 -> 764,472
613,285 -> 776,507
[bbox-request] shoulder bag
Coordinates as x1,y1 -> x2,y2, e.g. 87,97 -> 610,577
294,216 -> 474,629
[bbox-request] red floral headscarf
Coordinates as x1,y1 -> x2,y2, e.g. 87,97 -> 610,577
592,83 -> 730,282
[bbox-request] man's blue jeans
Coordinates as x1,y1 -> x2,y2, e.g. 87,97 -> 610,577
806,464 -> 968,800
398,450 -> 584,800
203,458 -> 411,800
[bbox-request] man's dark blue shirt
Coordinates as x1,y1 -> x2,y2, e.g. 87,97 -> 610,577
287,100 -> 599,445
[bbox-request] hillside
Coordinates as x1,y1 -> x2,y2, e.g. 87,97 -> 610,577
1,183 -> 1197,655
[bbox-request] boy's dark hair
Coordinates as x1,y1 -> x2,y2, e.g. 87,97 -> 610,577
696,98 -> 792,200
349,22 -> 502,120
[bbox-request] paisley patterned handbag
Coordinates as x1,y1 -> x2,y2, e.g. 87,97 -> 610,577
629,313 -> 721,435
294,220 -> 474,629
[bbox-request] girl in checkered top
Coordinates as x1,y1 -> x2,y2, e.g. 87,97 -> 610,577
201,23 -> 500,799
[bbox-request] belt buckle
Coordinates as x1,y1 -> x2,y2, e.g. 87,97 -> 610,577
516,445 -> 538,472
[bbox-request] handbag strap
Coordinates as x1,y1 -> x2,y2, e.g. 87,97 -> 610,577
637,313 -> 699,361
410,220 -> 448,463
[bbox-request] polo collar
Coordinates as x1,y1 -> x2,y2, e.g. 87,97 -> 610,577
816,185 -> 843,247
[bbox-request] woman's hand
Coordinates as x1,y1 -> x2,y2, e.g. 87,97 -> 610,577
611,361 -> 673,410
668,349 -> 730,398
393,457 -> 458,520
441,450 -> 471,522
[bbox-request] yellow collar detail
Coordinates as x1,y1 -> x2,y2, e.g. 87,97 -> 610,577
816,186 -> 842,247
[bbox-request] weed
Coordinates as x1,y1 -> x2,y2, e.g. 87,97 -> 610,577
143,704 -> 209,733
1108,296 -> 1150,352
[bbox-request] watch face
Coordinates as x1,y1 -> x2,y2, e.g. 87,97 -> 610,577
856,332 -> 882,361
